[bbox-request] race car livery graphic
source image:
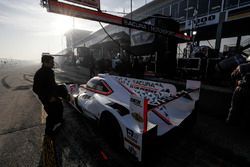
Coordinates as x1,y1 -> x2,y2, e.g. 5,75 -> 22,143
65,74 -> 200,161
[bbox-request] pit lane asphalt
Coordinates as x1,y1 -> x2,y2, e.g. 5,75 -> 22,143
0,60 -> 249,167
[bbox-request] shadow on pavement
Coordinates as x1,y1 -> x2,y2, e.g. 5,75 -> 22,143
36,101 -> 250,167
38,136 -> 58,167
37,102 -> 130,167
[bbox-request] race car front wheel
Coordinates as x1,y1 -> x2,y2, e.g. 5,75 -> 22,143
99,112 -> 124,149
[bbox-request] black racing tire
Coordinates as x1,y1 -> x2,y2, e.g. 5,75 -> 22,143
100,112 -> 124,149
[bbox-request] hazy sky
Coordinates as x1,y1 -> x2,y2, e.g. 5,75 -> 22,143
0,0 -> 152,60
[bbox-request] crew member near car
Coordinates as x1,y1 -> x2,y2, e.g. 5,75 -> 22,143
226,62 -> 250,126
33,55 -> 67,135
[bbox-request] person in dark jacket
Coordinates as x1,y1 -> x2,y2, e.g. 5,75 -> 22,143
33,55 -> 68,135
89,54 -> 96,78
226,62 -> 250,126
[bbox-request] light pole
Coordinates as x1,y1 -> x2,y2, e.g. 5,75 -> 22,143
129,0 -> 132,54
192,30 -> 197,46
191,8 -> 198,49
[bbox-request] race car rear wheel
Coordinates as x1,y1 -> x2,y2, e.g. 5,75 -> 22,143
100,112 -> 124,149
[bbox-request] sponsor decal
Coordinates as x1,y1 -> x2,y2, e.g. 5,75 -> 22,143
130,96 -> 143,115
130,98 -> 142,107
124,137 -> 141,150
133,80 -> 156,88
131,112 -> 144,122
126,128 -> 139,144
122,18 -> 175,37
123,19 -> 147,30
124,137 -> 142,161
114,76 -> 175,106
185,13 -> 219,29
128,145 -> 137,156
130,80 -> 159,93
130,95 -> 148,132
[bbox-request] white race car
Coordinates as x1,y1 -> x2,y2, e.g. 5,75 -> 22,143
66,74 -> 200,161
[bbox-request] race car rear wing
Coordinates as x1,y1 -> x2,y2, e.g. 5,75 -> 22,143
109,75 -> 200,132
126,78 -> 200,161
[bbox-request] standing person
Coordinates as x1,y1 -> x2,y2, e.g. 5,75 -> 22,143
132,56 -> 139,77
89,54 -> 96,78
33,55 -> 67,135
183,48 -> 187,58
226,62 -> 250,126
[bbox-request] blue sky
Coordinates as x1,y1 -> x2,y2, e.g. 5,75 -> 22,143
0,0 -> 151,60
